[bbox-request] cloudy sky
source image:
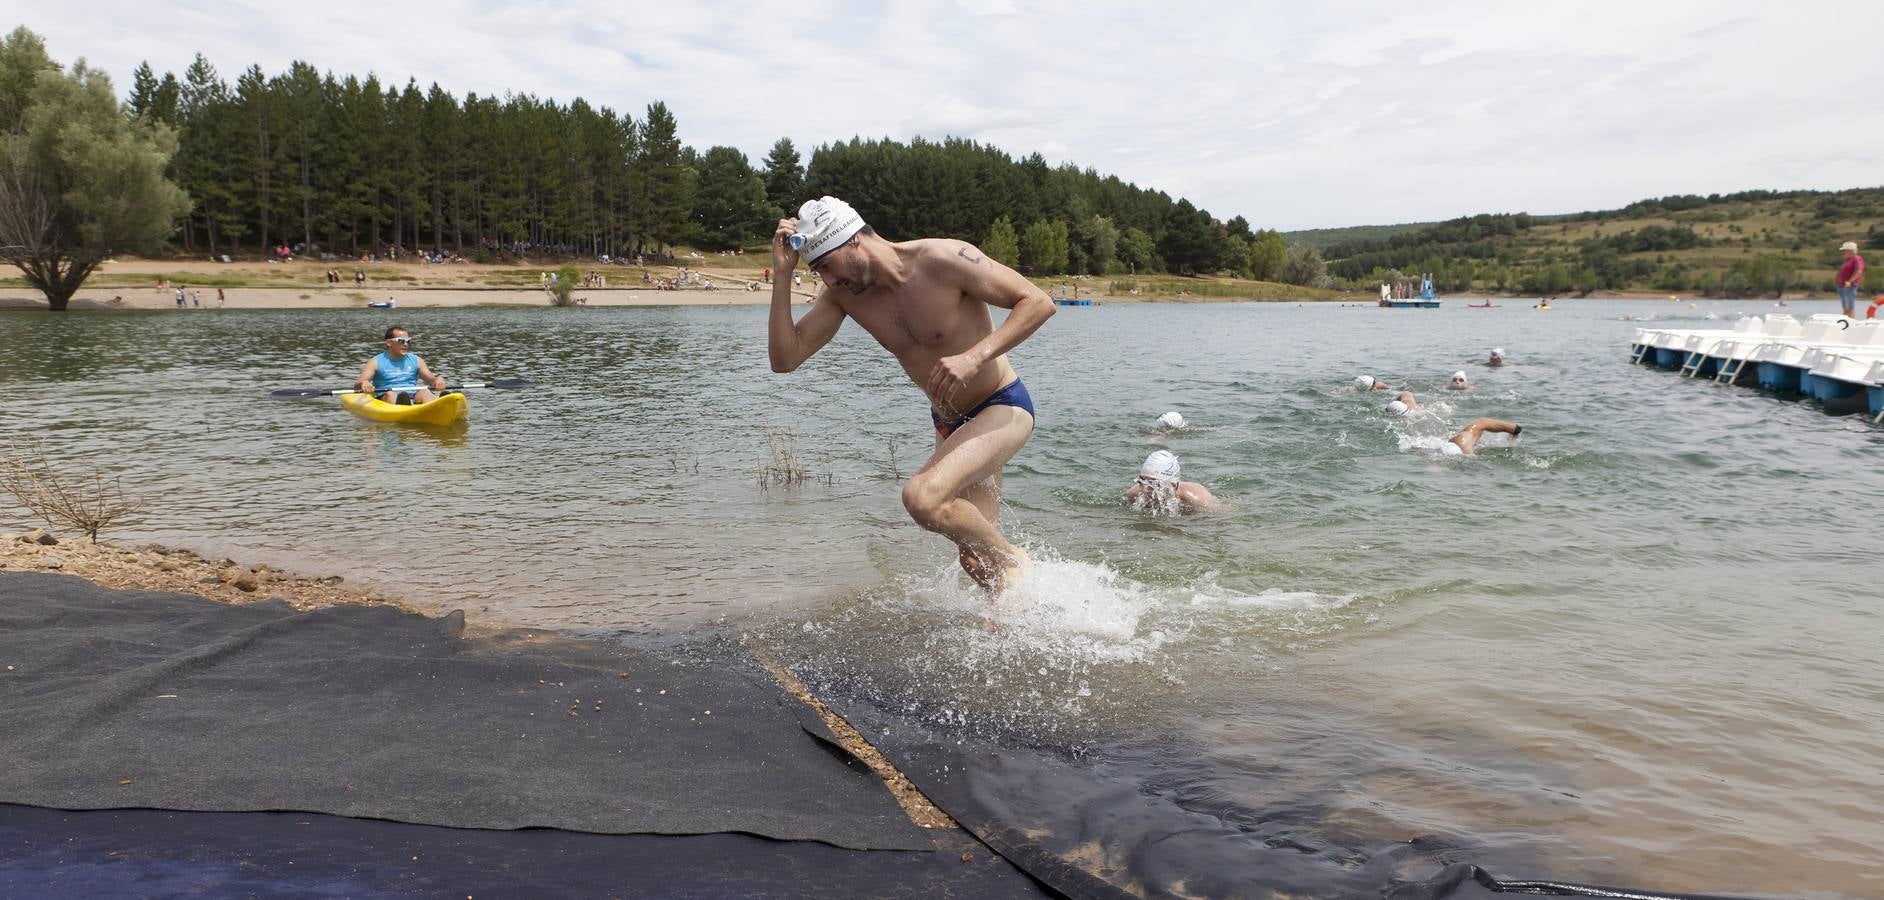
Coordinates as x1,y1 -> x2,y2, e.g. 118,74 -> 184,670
11,1 -> 1883,230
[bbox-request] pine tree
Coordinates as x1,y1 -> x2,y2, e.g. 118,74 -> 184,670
761,137 -> 803,218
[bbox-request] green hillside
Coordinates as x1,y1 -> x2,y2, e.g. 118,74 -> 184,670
1283,222 -> 1434,252
1313,188 -> 1884,297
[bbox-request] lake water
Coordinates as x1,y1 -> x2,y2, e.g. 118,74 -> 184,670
3,299 -> 1880,896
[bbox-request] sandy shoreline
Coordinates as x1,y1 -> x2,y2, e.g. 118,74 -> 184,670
0,527 -> 408,612
0,257 -> 1844,309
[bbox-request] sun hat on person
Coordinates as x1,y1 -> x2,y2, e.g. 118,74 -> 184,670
1138,450 -> 1181,482
1840,241 -> 1859,252
1384,400 -> 1410,416
792,196 -> 866,263
1354,375 -> 1376,389
1155,411 -> 1186,430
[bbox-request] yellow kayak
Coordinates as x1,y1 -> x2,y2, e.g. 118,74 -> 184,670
341,391 -> 468,426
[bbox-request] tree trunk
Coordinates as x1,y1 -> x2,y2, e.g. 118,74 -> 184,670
18,256 -> 98,312
301,153 -> 313,252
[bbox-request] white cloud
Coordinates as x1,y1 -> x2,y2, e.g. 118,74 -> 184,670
7,0 -> 1882,229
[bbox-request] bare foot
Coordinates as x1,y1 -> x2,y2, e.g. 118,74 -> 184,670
959,544 -> 1028,596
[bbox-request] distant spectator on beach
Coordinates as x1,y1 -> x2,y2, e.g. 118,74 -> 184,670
1123,450 -> 1220,514
1487,348 -> 1506,367
216,288 -> 225,308
191,289 -> 201,308
1442,418 -> 1522,457
1447,371 -> 1469,390
1836,241 -> 1866,317
355,269 -> 366,286
174,287 -> 185,308
1354,375 -> 1391,391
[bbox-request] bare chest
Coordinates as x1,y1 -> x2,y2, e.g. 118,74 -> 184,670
846,288 -> 980,357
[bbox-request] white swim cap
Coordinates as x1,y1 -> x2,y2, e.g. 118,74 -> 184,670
1440,441 -> 1464,456
1354,375 -> 1376,389
1384,400 -> 1410,416
1490,347 -> 1505,357
1139,450 -> 1181,481
793,196 -> 866,263
1155,411 -> 1186,430
1451,370 -> 1467,381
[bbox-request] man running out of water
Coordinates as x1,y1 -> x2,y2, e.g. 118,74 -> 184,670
767,196 -> 1055,593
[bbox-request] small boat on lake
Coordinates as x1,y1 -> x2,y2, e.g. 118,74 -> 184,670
1380,274 -> 1441,308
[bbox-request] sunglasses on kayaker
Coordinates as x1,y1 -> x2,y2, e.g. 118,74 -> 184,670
387,336 -> 413,345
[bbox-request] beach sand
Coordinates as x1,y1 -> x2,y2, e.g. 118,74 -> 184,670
0,256 -> 822,310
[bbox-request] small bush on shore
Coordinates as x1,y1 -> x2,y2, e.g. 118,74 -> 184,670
1,439 -> 142,543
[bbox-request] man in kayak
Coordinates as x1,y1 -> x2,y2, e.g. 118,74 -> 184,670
356,326 -> 447,405
767,196 -> 1055,594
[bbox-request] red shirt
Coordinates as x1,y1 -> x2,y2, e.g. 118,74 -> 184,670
1837,254 -> 1865,286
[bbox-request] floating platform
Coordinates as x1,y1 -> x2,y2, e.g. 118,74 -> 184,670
1384,300 -> 1441,309
1629,314 -> 1884,420
1053,298 -> 1093,306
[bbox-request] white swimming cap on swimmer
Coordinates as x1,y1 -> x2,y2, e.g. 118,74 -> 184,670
1451,370 -> 1468,381
793,196 -> 866,263
1490,347 -> 1505,357
1139,450 -> 1181,481
1156,411 -> 1186,430
1384,400 -> 1410,416
1440,442 -> 1464,456
1354,375 -> 1376,389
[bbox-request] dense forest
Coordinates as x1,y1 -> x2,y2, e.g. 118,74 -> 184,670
87,47 -> 1884,295
123,54 -> 1298,280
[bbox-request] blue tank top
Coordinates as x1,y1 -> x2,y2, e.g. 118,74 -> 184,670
372,351 -> 422,390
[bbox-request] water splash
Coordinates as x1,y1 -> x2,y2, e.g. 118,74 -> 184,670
767,546 -> 1368,742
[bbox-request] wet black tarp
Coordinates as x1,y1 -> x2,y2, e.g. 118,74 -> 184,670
0,573 -> 924,851
0,803 -> 1049,899
819,693 -> 1757,900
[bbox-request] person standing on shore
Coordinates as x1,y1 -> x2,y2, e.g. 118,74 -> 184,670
767,196 -> 1055,594
1835,241 -> 1865,317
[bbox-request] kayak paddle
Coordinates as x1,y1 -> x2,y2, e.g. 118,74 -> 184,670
269,379 -> 532,399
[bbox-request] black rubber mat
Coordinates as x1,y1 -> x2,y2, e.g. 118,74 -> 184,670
0,573 -> 925,851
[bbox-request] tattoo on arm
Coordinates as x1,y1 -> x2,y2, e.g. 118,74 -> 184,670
957,246 -> 983,264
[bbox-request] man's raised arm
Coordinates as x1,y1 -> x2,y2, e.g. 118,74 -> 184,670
768,217 -> 845,373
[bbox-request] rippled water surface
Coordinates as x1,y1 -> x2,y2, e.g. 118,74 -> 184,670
4,299 -> 1881,895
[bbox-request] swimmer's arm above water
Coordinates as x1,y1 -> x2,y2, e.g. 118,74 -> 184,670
1177,482 -> 1222,512
925,240 -> 1054,397
767,218 -> 846,373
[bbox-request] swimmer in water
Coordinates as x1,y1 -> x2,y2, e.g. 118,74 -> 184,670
1487,348 -> 1506,367
1354,375 -> 1392,391
1122,450 -> 1220,513
1153,410 -> 1187,432
1446,371 -> 1470,391
1384,391 -> 1421,416
1441,418 -> 1522,456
